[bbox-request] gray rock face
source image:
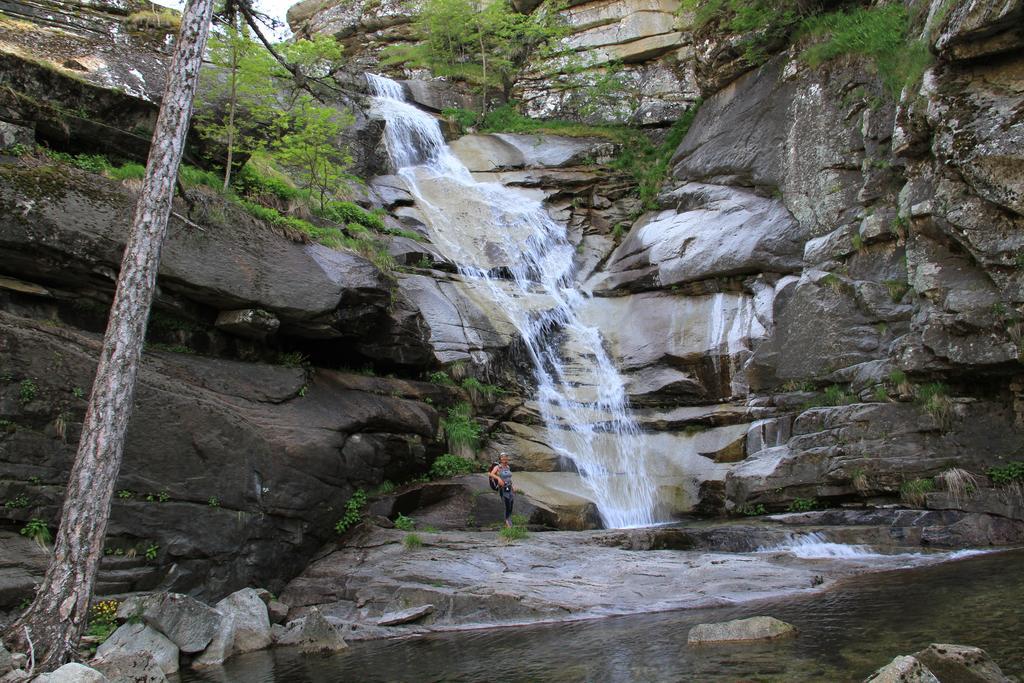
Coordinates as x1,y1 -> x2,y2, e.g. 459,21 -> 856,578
402,79 -> 478,113
588,183 -> 805,293
214,309 -> 281,341
864,656 -> 940,683
95,622 -> 179,674
33,663 -> 109,683
377,604 -> 434,626
0,123 -> 33,152
926,50 -> 1024,219
381,273 -> 517,366
450,134 -> 616,172
267,600 -> 290,625
0,164 -> 391,341
116,593 -> 218,654
0,307 -> 441,601
912,643 -> 1011,683
513,0 -> 699,124
687,615 -> 796,643
934,0 -> 1024,59
671,56 -> 794,190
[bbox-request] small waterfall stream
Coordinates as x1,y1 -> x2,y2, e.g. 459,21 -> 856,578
367,74 -> 660,528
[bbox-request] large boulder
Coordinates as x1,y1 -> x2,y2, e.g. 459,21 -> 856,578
587,183 -> 805,293
95,622 -> 179,674
116,593 -> 218,654
913,643 -> 1012,683
275,608 -> 348,653
34,663 -> 109,683
92,652 -> 168,683
864,656 -> 939,683
194,587 -> 272,666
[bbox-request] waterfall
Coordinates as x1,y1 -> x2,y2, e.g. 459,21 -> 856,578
366,74 -> 660,528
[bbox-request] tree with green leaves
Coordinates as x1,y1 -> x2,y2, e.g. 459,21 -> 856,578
273,94 -> 354,211
383,0 -> 565,112
196,17 -> 281,190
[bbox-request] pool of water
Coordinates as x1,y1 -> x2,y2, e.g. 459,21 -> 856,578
178,548 -> 1024,682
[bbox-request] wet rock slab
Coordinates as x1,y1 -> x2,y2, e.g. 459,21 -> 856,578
279,526 -> 945,637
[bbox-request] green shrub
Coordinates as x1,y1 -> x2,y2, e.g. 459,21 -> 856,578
179,165 -> 222,191
20,518 -> 51,547
442,107 -> 480,131
86,599 -> 120,643
334,489 -> 367,534
823,384 -> 855,406
988,461 -> 1024,486
5,495 -> 29,509
915,382 -> 953,430
461,377 -> 504,399
394,513 -> 416,531
900,478 -> 935,507
403,533 -> 423,549
232,164 -> 303,202
125,9 -> 181,32
319,200 -> 386,232
106,163 -> 146,181
430,453 -> 477,479
440,403 -> 482,452
144,543 -> 159,561
883,279 -> 910,303
372,480 -> 396,496
18,378 -> 37,404
428,371 -> 455,386
738,503 -> 767,516
787,498 -> 816,512
499,525 -> 528,541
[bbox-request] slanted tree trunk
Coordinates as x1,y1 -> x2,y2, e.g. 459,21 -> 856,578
2,0 -> 215,670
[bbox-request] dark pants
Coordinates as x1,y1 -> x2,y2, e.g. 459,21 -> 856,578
500,489 -> 514,522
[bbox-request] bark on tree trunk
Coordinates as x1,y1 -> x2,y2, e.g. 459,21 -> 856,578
2,0 -> 215,671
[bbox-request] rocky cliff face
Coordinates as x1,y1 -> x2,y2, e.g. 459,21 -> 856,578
1,0 -> 1022,610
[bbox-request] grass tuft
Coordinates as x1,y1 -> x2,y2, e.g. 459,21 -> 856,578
899,478 -> 935,507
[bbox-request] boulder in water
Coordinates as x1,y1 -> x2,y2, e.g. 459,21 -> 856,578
276,608 -> 348,653
913,644 -> 1011,683
687,616 -> 796,644
864,655 -> 939,683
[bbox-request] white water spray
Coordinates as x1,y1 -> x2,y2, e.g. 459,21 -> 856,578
367,74 -> 660,528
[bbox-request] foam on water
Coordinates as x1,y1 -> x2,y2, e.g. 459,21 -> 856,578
758,532 -> 999,563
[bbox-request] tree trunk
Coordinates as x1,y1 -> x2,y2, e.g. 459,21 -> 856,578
223,27 -> 239,192
2,0 -> 215,671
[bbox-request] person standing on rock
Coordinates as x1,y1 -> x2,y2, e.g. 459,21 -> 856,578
489,453 -> 516,528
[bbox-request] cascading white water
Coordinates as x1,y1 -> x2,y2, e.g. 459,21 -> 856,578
366,73 -> 660,528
